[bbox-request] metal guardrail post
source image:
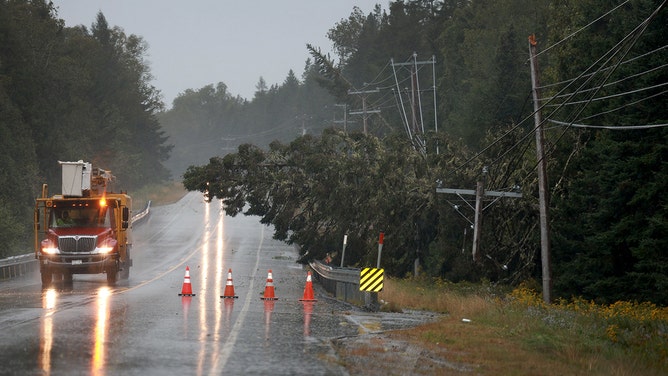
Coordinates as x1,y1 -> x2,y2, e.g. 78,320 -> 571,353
309,260 -> 378,311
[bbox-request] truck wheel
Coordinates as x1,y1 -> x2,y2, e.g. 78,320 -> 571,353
41,270 -> 53,287
120,249 -> 131,280
106,267 -> 118,285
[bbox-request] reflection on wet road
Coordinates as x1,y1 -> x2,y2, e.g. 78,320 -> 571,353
39,288 -> 56,373
92,286 -> 110,375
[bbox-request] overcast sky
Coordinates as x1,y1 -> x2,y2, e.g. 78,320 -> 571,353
51,1 -> 384,108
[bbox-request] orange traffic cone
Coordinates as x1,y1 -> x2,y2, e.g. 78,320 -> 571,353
260,269 -> 278,300
221,268 -> 238,299
299,271 -> 317,302
178,266 -> 196,296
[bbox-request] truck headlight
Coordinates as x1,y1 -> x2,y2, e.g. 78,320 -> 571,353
41,240 -> 59,254
98,245 -> 114,254
42,246 -> 59,255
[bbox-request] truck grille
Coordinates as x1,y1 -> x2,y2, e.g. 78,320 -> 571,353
58,236 -> 97,253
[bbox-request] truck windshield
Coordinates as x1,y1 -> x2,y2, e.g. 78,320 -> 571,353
50,206 -> 111,228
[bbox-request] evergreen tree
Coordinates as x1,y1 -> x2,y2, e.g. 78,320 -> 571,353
549,0 -> 668,303
0,1 -> 172,256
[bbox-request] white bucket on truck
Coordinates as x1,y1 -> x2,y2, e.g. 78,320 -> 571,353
59,160 -> 91,197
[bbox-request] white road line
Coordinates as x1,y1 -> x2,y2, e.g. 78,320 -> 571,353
118,194 -> 213,294
210,225 -> 264,374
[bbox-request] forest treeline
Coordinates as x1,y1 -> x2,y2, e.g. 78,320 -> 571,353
0,1 -> 170,256
1,0 -> 666,304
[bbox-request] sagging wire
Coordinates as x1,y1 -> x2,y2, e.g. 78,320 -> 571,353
531,0 -> 631,60
447,0 -> 664,190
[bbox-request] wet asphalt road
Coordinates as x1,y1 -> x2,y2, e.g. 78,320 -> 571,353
0,192 -> 370,375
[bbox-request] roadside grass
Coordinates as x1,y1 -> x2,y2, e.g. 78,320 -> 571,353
132,180 -> 187,210
379,277 -> 668,375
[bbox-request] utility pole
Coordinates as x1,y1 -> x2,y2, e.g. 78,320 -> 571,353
432,54 -> 439,155
348,89 -> 380,134
333,104 -> 349,133
340,234 -> 348,268
410,58 -> 420,135
472,179 -> 484,261
436,167 -> 522,262
391,54 -> 436,154
529,34 -> 552,304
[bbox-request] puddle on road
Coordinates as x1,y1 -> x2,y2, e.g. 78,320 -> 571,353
340,309 -> 443,334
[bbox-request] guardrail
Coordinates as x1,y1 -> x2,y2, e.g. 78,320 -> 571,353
0,201 -> 152,281
0,254 -> 39,280
309,260 -> 379,311
131,200 -> 151,225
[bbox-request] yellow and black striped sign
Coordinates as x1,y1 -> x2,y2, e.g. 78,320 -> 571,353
360,268 -> 384,292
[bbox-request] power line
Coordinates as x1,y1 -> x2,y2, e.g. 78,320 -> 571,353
518,1 -> 667,203
547,119 -> 668,130
577,89 -> 667,120
546,0 -> 664,136
537,44 -> 667,90
544,81 -> 668,107
390,53 -> 437,154
449,1 -> 665,185
358,61 -> 395,89
540,63 -> 668,101
533,0 -> 631,59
